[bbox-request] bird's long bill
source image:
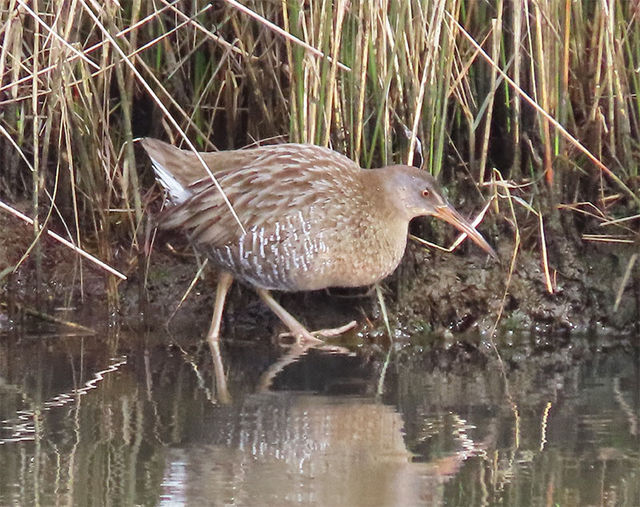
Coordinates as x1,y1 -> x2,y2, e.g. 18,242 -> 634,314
433,204 -> 497,258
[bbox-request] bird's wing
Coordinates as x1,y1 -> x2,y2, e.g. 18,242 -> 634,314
141,138 -> 279,188
158,144 -> 361,247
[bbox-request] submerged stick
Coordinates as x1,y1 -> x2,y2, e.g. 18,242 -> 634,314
1,301 -> 96,335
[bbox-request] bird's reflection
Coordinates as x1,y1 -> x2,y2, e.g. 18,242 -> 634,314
257,341 -> 353,392
160,392 -> 471,506
159,339 -> 476,506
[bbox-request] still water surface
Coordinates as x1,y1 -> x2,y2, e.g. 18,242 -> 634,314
0,325 -> 637,506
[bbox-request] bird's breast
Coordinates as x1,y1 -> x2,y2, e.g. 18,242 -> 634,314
297,212 -> 409,290
206,182 -> 410,291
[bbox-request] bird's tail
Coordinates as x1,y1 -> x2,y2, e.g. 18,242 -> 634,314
139,138 -> 191,204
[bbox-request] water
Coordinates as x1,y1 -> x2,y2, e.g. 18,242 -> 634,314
0,324 -> 638,506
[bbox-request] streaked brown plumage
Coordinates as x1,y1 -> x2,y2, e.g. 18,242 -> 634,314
141,138 -> 495,346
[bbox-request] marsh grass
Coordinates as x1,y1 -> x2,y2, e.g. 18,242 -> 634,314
0,0 -> 638,303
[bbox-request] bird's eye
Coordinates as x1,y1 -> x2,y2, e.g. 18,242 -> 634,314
422,189 -> 430,197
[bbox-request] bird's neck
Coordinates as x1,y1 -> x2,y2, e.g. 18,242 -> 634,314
361,167 -> 413,222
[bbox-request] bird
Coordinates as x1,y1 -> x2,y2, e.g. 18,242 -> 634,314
141,138 -> 495,350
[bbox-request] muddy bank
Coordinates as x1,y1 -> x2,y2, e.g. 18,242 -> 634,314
1,211 -> 637,342
394,239 -> 639,338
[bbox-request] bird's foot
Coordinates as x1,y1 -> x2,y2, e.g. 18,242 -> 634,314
308,320 -> 358,338
277,320 -> 357,347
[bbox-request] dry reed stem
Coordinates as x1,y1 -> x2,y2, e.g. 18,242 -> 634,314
321,0 -> 346,147
511,0 -> 523,176
16,0 -> 100,70
448,11 -> 640,208
409,196 -> 494,254
222,0 -> 350,72
486,169 -> 521,410
538,212 -> 553,294
77,0 -> 245,233
533,2 -> 553,185
478,10 -> 502,183
613,253 -> 637,312
0,199 -> 127,280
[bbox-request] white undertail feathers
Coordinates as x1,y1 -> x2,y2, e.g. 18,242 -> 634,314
149,156 -> 191,205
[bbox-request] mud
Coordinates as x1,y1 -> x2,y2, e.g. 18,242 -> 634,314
0,210 -> 638,343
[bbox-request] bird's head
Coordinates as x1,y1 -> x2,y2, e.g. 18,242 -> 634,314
383,165 -> 496,258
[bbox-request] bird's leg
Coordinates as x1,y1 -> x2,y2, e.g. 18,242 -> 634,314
206,271 -> 234,343
256,289 -> 323,345
206,271 -> 233,404
256,289 -> 356,345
